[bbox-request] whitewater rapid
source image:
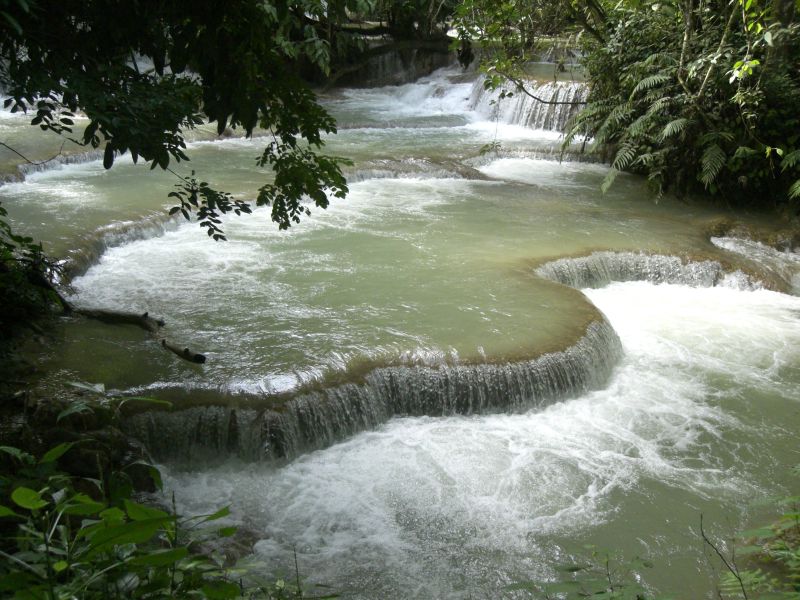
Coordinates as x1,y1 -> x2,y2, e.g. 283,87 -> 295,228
161,281 -> 800,598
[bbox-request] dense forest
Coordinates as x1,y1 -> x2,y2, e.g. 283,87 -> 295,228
2,0 -> 800,598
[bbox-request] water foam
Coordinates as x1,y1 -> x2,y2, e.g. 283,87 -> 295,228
712,236 -> 800,294
468,78 -> 589,132
127,319 -> 621,461
160,281 -> 800,598
535,251 -> 761,290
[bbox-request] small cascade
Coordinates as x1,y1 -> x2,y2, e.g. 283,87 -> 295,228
125,319 -> 622,463
344,158 -> 490,183
14,149 -> 104,181
469,78 -> 589,132
535,251 -> 762,290
61,213 -> 180,283
464,147 -> 602,167
712,236 -> 800,294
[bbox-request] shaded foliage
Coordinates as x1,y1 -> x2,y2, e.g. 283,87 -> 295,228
0,393 -> 337,599
0,0 -> 350,232
563,0 -> 800,207
0,201 -> 62,338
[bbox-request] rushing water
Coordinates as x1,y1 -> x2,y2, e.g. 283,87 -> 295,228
3,67 -> 800,597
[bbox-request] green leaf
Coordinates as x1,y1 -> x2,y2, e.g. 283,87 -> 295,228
53,561 -> 69,573
201,580 -> 241,599
11,487 -> 48,510
0,504 -> 21,518
103,143 -> 114,169
39,442 -> 75,464
739,527 -> 775,539
86,517 -> 170,554
125,499 -> 169,521
0,446 -> 33,463
99,507 -> 126,522
63,494 -> 106,516
737,544 -> 765,555
659,118 -> 689,142
129,547 -> 188,567
630,73 -> 671,97
56,402 -> 93,422
188,505 -> 231,524
503,581 -> 543,591
781,150 -> 800,171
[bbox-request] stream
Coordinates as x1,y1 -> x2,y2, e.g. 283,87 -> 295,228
3,66 -> 800,597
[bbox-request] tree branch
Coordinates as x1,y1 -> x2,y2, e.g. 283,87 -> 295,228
0,141 -> 67,167
501,71 -> 588,106
696,5 -> 739,99
700,514 -> 749,600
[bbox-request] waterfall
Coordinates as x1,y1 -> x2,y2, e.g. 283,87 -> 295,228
15,149 -> 104,180
469,78 -> 589,132
535,251 -> 762,290
60,213 -> 181,283
711,236 -> 800,294
125,319 -> 622,463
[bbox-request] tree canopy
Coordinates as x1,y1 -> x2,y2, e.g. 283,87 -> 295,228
0,0 -> 349,234
456,0 -> 800,209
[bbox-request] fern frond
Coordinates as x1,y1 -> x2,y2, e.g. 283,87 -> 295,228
634,148 -> 667,167
733,145 -> 757,159
647,168 -> 665,197
699,131 -> 735,145
640,52 -> 678,68
628,113 -> 656,137
700,144 -> 727,187
595,102 -> 633,144
789,179 -> 800,199
781,150 -> 800,171
612,142 -> 638,170
645,97 -> 673,117
658,118 -> 690,142
643,88 -> 669,104
601,168 -> 620,194
630,74 -> 671,98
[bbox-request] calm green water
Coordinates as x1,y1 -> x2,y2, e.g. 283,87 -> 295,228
3,67 -> 800,598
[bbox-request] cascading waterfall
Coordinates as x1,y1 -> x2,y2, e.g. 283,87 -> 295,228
712,236 -> 800,294
61,213 -> 182,282
15,149 -> 104,180
535,251 -> 762,290
469,77 -> 589,131
7,60 -> 800,598
125,319 -> 622,462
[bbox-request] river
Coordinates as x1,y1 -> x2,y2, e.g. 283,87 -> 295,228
2,66 -> 800,598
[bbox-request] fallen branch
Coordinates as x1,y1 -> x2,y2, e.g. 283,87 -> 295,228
161,339 -> 206,364
76,309 -> 165,333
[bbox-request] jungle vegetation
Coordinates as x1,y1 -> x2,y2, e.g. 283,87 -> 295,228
455,0 -> 800,208
1,0 -> 800,597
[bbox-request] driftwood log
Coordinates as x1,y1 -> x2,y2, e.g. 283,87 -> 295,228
76,309 -> 164,333
161,339 -> 206,364
77,308 -> 207,364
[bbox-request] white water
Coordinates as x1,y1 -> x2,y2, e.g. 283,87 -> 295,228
163,282 -> 800,597
5,66 -> 800,597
